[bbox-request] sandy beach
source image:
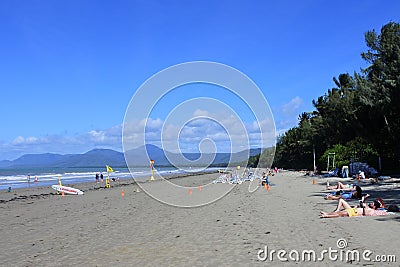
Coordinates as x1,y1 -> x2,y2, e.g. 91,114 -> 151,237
0,170 -> 399,266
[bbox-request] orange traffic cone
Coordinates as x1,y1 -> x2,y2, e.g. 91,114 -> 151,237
121,189 -> 125,197
313,178 -> 316,185
188,188 -> 193,195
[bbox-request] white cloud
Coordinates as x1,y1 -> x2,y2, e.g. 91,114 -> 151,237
274,96 -> 304,135
193,109 -> 210,117
142,118 -> 164,131
281,96 -> 303,116
88,130 -> 106,142
2,125 -> 124,160
12,136 -> 41,145
2,108 -> 278,160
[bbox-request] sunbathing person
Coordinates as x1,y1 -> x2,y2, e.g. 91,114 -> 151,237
326,181 -> 355,191
320,198 -> 387,218
324,185 -> 364,200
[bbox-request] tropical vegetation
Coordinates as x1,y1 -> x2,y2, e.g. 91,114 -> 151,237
272,21 -> 400,174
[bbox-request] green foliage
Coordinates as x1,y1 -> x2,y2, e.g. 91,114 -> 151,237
246,147 -> 275,168
345,138 -> 379,168
319,144 -> 349,171
246,154 -> 259,168
273,21 -> 400,172
273,126 -> 314,170
356,22 -> 400,168
319,139 -> 379,171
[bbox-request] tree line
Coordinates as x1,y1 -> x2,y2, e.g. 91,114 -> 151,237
271,21 -> 400,174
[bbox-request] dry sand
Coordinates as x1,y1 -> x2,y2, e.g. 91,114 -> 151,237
0,171 -> 399,266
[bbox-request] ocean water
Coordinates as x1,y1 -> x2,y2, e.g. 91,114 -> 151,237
0,166 -> 217,191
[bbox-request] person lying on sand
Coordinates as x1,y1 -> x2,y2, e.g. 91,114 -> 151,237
324,185 -> 364,200
320,198 -> 388,218
326,181 -> 355,191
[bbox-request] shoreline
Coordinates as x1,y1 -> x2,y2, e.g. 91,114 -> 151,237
0,169 -> 221,203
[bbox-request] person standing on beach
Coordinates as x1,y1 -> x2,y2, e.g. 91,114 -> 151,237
100,173 -> 104,182
96,173 -> 99,183
261,172 -> 270,186
34,176 -> 38,182
27,175 -> 30,183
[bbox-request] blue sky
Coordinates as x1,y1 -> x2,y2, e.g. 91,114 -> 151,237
1,0 -> 399,160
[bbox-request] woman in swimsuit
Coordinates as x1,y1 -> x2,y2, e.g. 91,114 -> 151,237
326,181 -> 355,191
320,198 -> 387,218
324,185 -> 363,200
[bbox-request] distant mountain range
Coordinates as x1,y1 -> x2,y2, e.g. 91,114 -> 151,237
0,144 -> 262,169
